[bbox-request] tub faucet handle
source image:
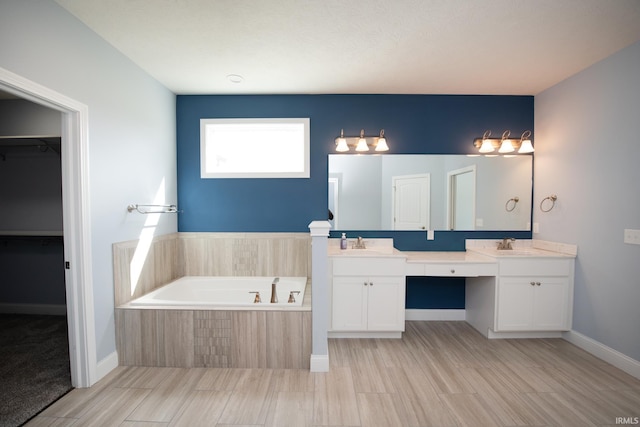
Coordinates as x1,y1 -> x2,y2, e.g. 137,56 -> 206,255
249,291 -> 261,303
288,291 -> 300,303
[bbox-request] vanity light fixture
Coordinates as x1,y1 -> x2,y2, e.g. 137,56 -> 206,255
335,128 -> 390,153
473,130 -> 534,155
355,129 -> 369,152
518,130 -> 534,154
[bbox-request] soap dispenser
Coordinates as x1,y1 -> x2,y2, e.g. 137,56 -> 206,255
340,233 -> 347,250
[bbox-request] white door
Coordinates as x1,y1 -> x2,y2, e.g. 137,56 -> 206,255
447,166 -> 476,230
392,174 -> 430,230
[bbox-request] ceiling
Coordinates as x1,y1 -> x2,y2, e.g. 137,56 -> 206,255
42,1 -> 640,95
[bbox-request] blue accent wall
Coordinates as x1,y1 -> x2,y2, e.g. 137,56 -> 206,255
176,94 -> 534,308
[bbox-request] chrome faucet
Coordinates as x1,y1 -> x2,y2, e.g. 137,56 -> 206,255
497,238 -> 515,250
270,277 -> 279,303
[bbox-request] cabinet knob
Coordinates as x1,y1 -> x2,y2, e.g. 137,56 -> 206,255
369,282 -> 373,286
530,281 -> 536,286
364,282 -> 368,286
536,282 -> 541,286
450,269 -> 455,274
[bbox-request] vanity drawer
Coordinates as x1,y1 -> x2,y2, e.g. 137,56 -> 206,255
418,262 -> 498,277
332,257 -> 406,276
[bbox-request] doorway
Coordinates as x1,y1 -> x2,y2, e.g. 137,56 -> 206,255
0,67 -> 96,388
447,165 -> 476,230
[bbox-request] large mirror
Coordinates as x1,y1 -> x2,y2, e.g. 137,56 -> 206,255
328,154 -> 532,231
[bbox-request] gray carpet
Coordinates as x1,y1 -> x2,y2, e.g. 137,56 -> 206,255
0,314 -> 73,426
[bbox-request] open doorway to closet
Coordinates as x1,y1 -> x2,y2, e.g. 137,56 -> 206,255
0,90 -> 72,425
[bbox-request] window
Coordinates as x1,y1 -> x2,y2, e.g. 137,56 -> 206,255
200,118 -> 310,178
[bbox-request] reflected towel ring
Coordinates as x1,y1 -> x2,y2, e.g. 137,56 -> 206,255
127,204 -> 180,214
505,197 -> 519,212
540,195 -> 557,212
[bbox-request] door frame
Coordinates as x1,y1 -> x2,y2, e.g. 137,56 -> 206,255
0,67 -> 96,387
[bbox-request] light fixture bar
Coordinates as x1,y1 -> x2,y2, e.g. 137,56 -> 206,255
334,128 -> 389,152
473,130 -> 533,155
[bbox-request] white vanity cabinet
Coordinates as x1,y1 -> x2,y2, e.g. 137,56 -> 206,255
495,258 -> 574,332
329,256 -> 406,337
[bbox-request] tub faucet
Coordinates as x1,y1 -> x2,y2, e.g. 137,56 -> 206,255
270,277 -> 280,303
497,238 -> 515,250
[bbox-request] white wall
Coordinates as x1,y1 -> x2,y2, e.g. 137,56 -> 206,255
0,1 -> 177,363
535,41 -> 640,362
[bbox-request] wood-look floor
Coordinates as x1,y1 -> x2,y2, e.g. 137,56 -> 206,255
27,321 -> 640,427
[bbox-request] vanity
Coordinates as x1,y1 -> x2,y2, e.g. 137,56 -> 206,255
328,238 -> 577,339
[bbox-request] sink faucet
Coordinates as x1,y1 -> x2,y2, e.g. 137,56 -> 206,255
353,236 -> 366,249
270,277 -> 279,303
497,238 -> 515,250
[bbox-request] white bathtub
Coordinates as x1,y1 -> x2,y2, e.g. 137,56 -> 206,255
129,276 -> 308,308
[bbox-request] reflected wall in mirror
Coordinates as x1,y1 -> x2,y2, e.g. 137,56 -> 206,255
328,154 -> 532,231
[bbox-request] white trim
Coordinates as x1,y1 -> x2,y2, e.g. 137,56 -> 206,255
405,309 -> 466,321
0,67 -> 96,388
563,330 -> 640,380
96,351 -> 119,380
488,329 -> 563,339
0,303 -> 67,316
328,331 -> 402,339
310,354 -> 329,372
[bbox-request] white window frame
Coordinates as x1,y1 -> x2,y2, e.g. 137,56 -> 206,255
200,118 -> 310,178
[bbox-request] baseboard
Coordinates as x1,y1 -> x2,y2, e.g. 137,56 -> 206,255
563,330 -> 640,380
328,331 -> 402,339
310,354 -> 329,372
95,351 -> 119,384
488,329 -> 563,339
405,309 -> 466,321
0,303 -> 66,316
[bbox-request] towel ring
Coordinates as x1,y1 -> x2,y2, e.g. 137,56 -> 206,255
505,197 -> 519,212
540,195 -> 557,212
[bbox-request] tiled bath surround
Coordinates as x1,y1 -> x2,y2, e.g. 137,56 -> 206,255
113,233 -> 312,369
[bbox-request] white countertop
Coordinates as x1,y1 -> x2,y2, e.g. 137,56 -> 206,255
328,238 -> 576,262
328,246 -> 407,258
467,247 -> 575,258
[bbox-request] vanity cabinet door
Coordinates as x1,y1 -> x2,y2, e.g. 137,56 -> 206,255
366,276 -> 405,331
331,276 -> 368,331
497,276 -> 570,331
331,275 -> 405,332
532,277 -> 570,329
497,278 -> 536,330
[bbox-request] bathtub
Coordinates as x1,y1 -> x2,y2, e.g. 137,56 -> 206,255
129,276 -> 308,308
